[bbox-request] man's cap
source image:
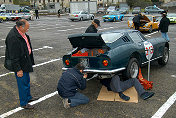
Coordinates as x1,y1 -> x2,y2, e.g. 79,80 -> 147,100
161,11 -> 167,15
93,19 -> 100,26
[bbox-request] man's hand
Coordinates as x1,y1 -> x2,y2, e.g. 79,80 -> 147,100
83,73 -> 87,79
17,70 -> 23,77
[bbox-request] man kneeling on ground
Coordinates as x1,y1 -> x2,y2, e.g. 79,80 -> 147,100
100,75 -> 154,101
57,63 -> 89,108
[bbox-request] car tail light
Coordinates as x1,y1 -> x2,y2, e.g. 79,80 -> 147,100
75,15 -> 78,17
102,60 -> 108,66
65,60 -> 70,66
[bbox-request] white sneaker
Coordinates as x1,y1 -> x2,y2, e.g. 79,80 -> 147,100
62,98 -> 70,109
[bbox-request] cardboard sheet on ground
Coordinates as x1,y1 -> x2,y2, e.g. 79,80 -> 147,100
97,86 -> 138,103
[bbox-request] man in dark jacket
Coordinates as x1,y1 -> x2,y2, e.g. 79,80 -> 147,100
100,75 -> 154,101
57,63 -> 89,108
4,19 -> 37,109
35,9 -> 39,19
85,19 -> 100,33
133,12 -> 144,30
159,11 -> 170,42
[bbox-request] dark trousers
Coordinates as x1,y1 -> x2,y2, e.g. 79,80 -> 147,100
134,22 -> 140,30
36,14 -> 39,19
67,92 -> 89,107
15,72 -> 32,106
110,75 -> 145,96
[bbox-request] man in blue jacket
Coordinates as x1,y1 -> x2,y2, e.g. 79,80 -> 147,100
57,63 -> 89,108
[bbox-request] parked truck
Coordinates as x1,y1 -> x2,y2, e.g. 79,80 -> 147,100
70,1 -> 97,14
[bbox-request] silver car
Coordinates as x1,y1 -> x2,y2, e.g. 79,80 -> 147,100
69,11 -> 94,21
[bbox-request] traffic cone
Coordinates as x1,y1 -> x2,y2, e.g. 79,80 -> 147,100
138,68 -> 153,90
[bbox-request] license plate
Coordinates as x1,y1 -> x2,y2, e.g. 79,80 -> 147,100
80,58 -> 89,68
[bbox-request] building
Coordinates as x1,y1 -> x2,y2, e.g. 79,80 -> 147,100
30,0 -> 127,9
0,0 -> 13,5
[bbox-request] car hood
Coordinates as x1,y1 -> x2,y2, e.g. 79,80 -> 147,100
68,33 -> 106,48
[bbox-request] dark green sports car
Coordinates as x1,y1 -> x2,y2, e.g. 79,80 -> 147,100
62,29 -> 169,79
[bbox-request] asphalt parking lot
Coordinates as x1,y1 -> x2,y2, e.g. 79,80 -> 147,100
0,15 -> 176,118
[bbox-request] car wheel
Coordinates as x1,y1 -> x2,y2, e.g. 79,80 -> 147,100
80,17 -> 83,21
71,19 -> 74,21
149,26 -> 153,33
158,47 -> 169,66
124,58 -> 139,79
91,16 -> 94,20
113,18 -> 116,22
0,19 -> 3,23
104,20 -> 106,22
120,17 -> 123,21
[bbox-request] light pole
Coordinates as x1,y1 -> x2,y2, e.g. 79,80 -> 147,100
88,0 -> 90,14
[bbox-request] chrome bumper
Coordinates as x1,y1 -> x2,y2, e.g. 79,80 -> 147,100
62,67 -> 126,74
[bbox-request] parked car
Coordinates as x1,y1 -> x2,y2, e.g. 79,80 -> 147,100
69,11 -> 94,21
0,14 -> 7,22
167,13 -> 176,24
106,6 -> 118,13
103,11 -> 124,22
62,29 -> 169,80
119,7 -> 129,14
20,13 -> 31,20
97,7 -> 106,14
128,14 -> 159,33
132,7 -> 141,14
144,6 -> 164,14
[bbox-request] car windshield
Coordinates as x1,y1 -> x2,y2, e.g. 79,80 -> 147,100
72,11 -> 80,14
101,33 -> 123,43
168,14 -> 176,17
109,11 -> 120,15
108,7 -> 115,10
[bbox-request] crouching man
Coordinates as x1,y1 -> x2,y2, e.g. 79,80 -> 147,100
57,63 -> 89,108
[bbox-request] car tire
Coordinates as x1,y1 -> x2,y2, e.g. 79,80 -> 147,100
149,26 -> 153,33
91,16 -> 94,20
71,19 -> 74,21
80,17 -> 83,21
124,58 -> 139,79
0,19 -> 3,23
158,47 -> 169,66
120,17 -> 123,21
104,20 -> 106,22
113,18 -> 116,22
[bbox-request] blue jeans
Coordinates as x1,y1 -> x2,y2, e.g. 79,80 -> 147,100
161,32 -> 170,42
68,92 -> 89,107
15,72 -> 32,106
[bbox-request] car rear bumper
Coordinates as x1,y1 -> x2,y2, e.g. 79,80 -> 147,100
62,67 -> 126,74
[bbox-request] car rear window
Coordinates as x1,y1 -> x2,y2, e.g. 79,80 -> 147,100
73,11 -> 80,14
101,33 -> 123,43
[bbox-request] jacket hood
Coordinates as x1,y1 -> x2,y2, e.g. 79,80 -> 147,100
68,33 -> 106,48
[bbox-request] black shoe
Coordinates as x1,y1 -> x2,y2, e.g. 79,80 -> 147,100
141,92 -> 155,100
22,104 -> 34,109
119,92 -> 130,101
28,97 -> 39,103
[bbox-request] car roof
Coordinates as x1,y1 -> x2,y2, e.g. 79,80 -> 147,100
102,29 -> 138,34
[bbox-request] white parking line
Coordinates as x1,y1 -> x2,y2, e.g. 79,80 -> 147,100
144,31 -> 158,37
151,91 -> 176,118
0,46 -> 53,59
0,58 -> 61,78
57,27 -> 86,32
1,39 -> 5,41
0,45 -> 5,48
99,27 -> 114,31
0,91 -> 58,118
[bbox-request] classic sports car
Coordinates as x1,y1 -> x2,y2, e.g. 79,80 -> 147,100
62,29 -> 169,80
167,13 -> 176,24
128,14 -> 159,33
103,11 -> 124,22
69,11 -> 94,21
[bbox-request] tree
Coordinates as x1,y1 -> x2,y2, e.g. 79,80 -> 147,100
13,0 -> 30,6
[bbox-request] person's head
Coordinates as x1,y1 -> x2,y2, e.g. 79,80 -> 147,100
75,63 -> 85,73
161,11 -> 167,17
92,19 -> 100,28
16,19 -> 29,33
